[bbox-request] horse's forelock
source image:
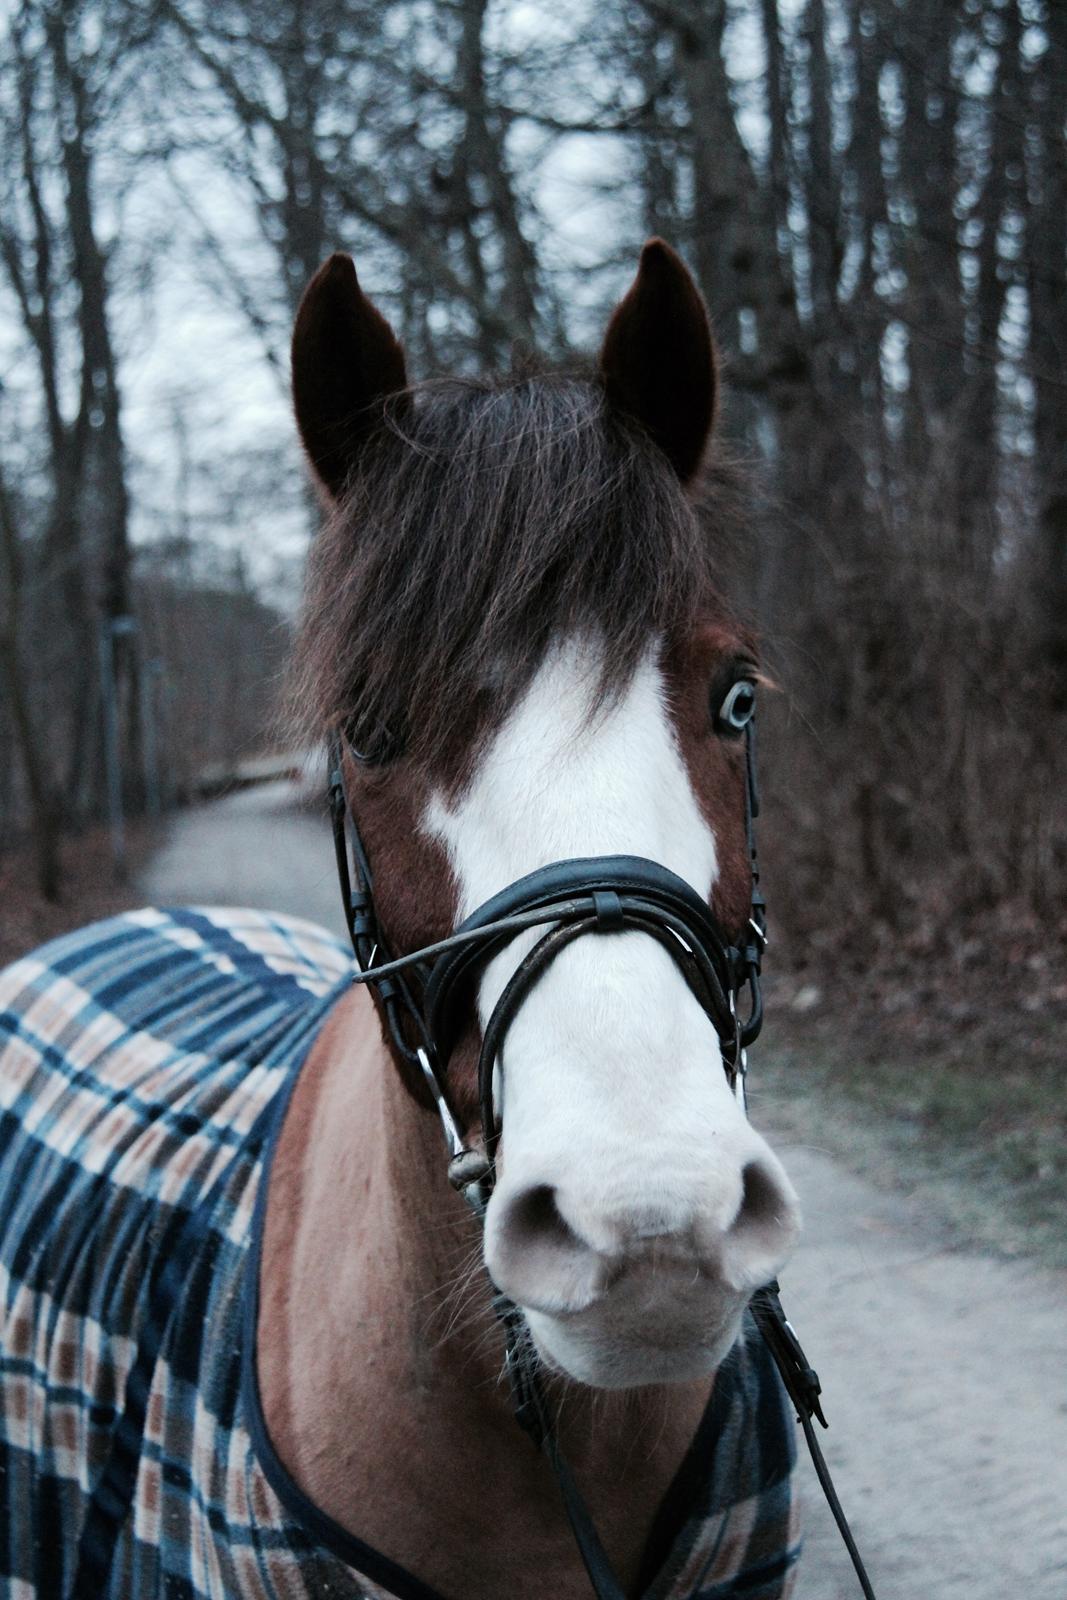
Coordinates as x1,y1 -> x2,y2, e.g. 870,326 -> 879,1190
289,371 -> 727,777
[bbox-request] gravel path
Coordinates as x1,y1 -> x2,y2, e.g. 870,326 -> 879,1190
140,782 -> 1067,1600
139,780 -> 349,938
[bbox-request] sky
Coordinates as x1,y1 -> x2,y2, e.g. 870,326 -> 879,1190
0,0 -> 788,613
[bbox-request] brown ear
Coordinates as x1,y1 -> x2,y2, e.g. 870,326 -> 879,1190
599,239 -> 717,484
291,253 -> 408,500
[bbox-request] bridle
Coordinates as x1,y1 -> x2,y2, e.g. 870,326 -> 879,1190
327,721 -> 877,1600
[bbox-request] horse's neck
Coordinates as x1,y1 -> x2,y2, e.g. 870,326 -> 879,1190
257,988 -> 711,1599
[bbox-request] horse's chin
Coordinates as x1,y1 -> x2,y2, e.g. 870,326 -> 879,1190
524,1300 -> 746,1391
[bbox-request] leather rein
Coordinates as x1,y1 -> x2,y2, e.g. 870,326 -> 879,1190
327,725 -> 877,1600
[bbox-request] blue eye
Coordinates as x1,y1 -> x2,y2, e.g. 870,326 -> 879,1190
715,679 -> 756,736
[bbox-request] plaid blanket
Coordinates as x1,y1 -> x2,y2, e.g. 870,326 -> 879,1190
0,906 -> 800,1599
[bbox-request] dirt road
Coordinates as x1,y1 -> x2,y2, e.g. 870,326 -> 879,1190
141,782 -> 1067,1600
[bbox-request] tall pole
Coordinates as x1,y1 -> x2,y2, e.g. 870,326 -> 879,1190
140,656 -> 163,821
98,619 -> 124,878
98,613 -> 139,879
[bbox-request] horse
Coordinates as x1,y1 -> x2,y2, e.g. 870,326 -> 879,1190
0,240 -> 810,1600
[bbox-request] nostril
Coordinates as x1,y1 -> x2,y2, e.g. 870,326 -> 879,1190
731,1162 -> 782,1240
722,1159 -> 800,1288
485,1183 -> 612,1315
508,1183 -> 570,1249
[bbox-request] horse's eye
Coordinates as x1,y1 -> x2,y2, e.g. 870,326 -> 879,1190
346,724 -> 403,765
714,678 -> 756,737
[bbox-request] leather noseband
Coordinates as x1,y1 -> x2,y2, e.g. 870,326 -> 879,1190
423,853 -> 752,1168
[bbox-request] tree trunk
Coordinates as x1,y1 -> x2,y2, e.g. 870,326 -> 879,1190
455,0 -> 540,355
278,1 -> 329,312
957,0 -> 1023,568
0,468 -> 60,902
802,0 -> 839,325
49,3 -> 140,807
1028,3 -> 1067,703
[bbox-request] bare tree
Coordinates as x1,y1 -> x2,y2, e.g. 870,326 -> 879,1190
0,459 -> 59,897
1,0 -> 1063,942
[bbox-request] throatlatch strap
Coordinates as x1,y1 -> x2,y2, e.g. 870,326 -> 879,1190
552,1451 -> 628,1600
492,1295 -> 627,1600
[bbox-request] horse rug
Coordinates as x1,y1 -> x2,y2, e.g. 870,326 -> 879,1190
0,906 -> 800,1598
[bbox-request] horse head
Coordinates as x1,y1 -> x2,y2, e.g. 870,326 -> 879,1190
291,241 -> 800,1393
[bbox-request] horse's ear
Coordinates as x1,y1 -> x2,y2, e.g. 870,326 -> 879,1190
292,253 -> 408,500
599,239 -> 717,484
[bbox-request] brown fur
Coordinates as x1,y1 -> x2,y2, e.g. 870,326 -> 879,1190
335,747 -> 485,1118
661,621 -> 759,936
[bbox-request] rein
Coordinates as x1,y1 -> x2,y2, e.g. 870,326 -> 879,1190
327,728 -> 877,1600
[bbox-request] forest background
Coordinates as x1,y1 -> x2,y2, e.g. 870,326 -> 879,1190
1,0 -> 1064,1255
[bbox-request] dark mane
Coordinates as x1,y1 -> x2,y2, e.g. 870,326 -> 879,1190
291,370 -> 724,772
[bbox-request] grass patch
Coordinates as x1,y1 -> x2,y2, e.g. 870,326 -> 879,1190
751,1009 -> 1067,1270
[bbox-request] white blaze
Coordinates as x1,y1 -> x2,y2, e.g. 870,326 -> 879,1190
424,638 -> 798,1386
426,639 -> 718,919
